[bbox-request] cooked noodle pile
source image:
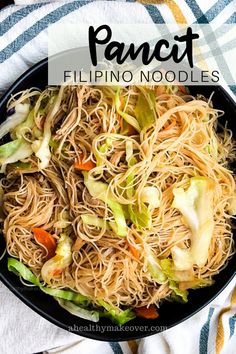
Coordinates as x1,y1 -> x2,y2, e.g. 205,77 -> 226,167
1,85 -> 235,317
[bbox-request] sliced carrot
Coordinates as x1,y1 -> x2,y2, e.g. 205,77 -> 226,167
178,85 -> 188,94
126,239 -> 139,260
120,96 -> 125,110
117,114 -> 123,131
135,305 -> 159,319
32,228 -> 57,260
52,269 -> 63,276
74,153 -> 96,171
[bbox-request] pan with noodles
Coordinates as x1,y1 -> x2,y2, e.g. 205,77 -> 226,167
0,82 -> 235,327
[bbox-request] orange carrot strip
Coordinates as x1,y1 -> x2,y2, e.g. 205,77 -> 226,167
178,85 -> 188,94
52,269 -> 63,276
32,228 -> 57,260
120,96 -> 125,109
74,153 -> 96,171
117,114 -> 123,130
135,305 -> 159,319
126,239 -> 139,260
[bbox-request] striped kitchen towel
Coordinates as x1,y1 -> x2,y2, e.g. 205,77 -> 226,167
0,1 -> 235,354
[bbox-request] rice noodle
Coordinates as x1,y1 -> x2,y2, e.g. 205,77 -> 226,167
1,85 -> 235,309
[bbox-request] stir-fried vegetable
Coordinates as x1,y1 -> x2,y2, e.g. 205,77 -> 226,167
0,139 -> 22,160
126,239 -> 140,260
140,186 -> 160,209
9,258 -> 142,324
125,140 -> 133,163
134,88 -> 156,130
83,172 -> 127,236
178,85 -> 188,94
125,145 -> 157,229
74,153 -> 96,171
13,108 -> 35,139
146,251 -> 167,284
0,103 -> 30,140
32,228 -> 57,260
81,214 -> 107,229
171,177 -> 215,270
54,210 -> 71,229
0,107 -> 34,172
159,259 -> 189,302
2,83 -> 233,325
7,258 -> 102,322
0,140 -> 33,173
135,305 -> 159,319
178,278 -> 214,291
95,138 -> 113,169
128,202 -> 152,229
160,258 -> 212,301
98,299 -> 135,325
57,299 -> 100,322
34,87 -> 64,169
126,172 -> 152,229
41,233 -> 73,283
7,258 -> 92,307
7,161 -> 32,171
169,280 -> 188,302
8,257 -> 41,286
115,88 -> 141,133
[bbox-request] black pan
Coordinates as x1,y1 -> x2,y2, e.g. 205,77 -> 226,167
0,57 -> 235,341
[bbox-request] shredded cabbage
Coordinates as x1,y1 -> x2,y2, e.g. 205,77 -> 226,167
125,140 -> 133,164
35,87 -> 64,169
8,258 -> 91,306
146,251 -> 167,284
140,186 -> 160,209
165,85 -> 179,95
126,172 -> 152,229
0,103 -> 30,140
13,108 -> 35,139
95,138 -> 113,170
0,139 -> 33,173
171,177 -> 215,270
159,259 -> 189,301
81,214 -> 107,229
57,299 -> 99,322
0,104 -> 35,172
160,258 -> 193,282
178,278 -> 214,291
98,299 -> 135,325
128,202 -> 152,229
41,233 -> 73,284
83,172 -> 127,236
0,139 -> 21,160
54,210 -> 71,229
169,280 -> 188,303
134,88 -> 156,130
115,88 -> 141,132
